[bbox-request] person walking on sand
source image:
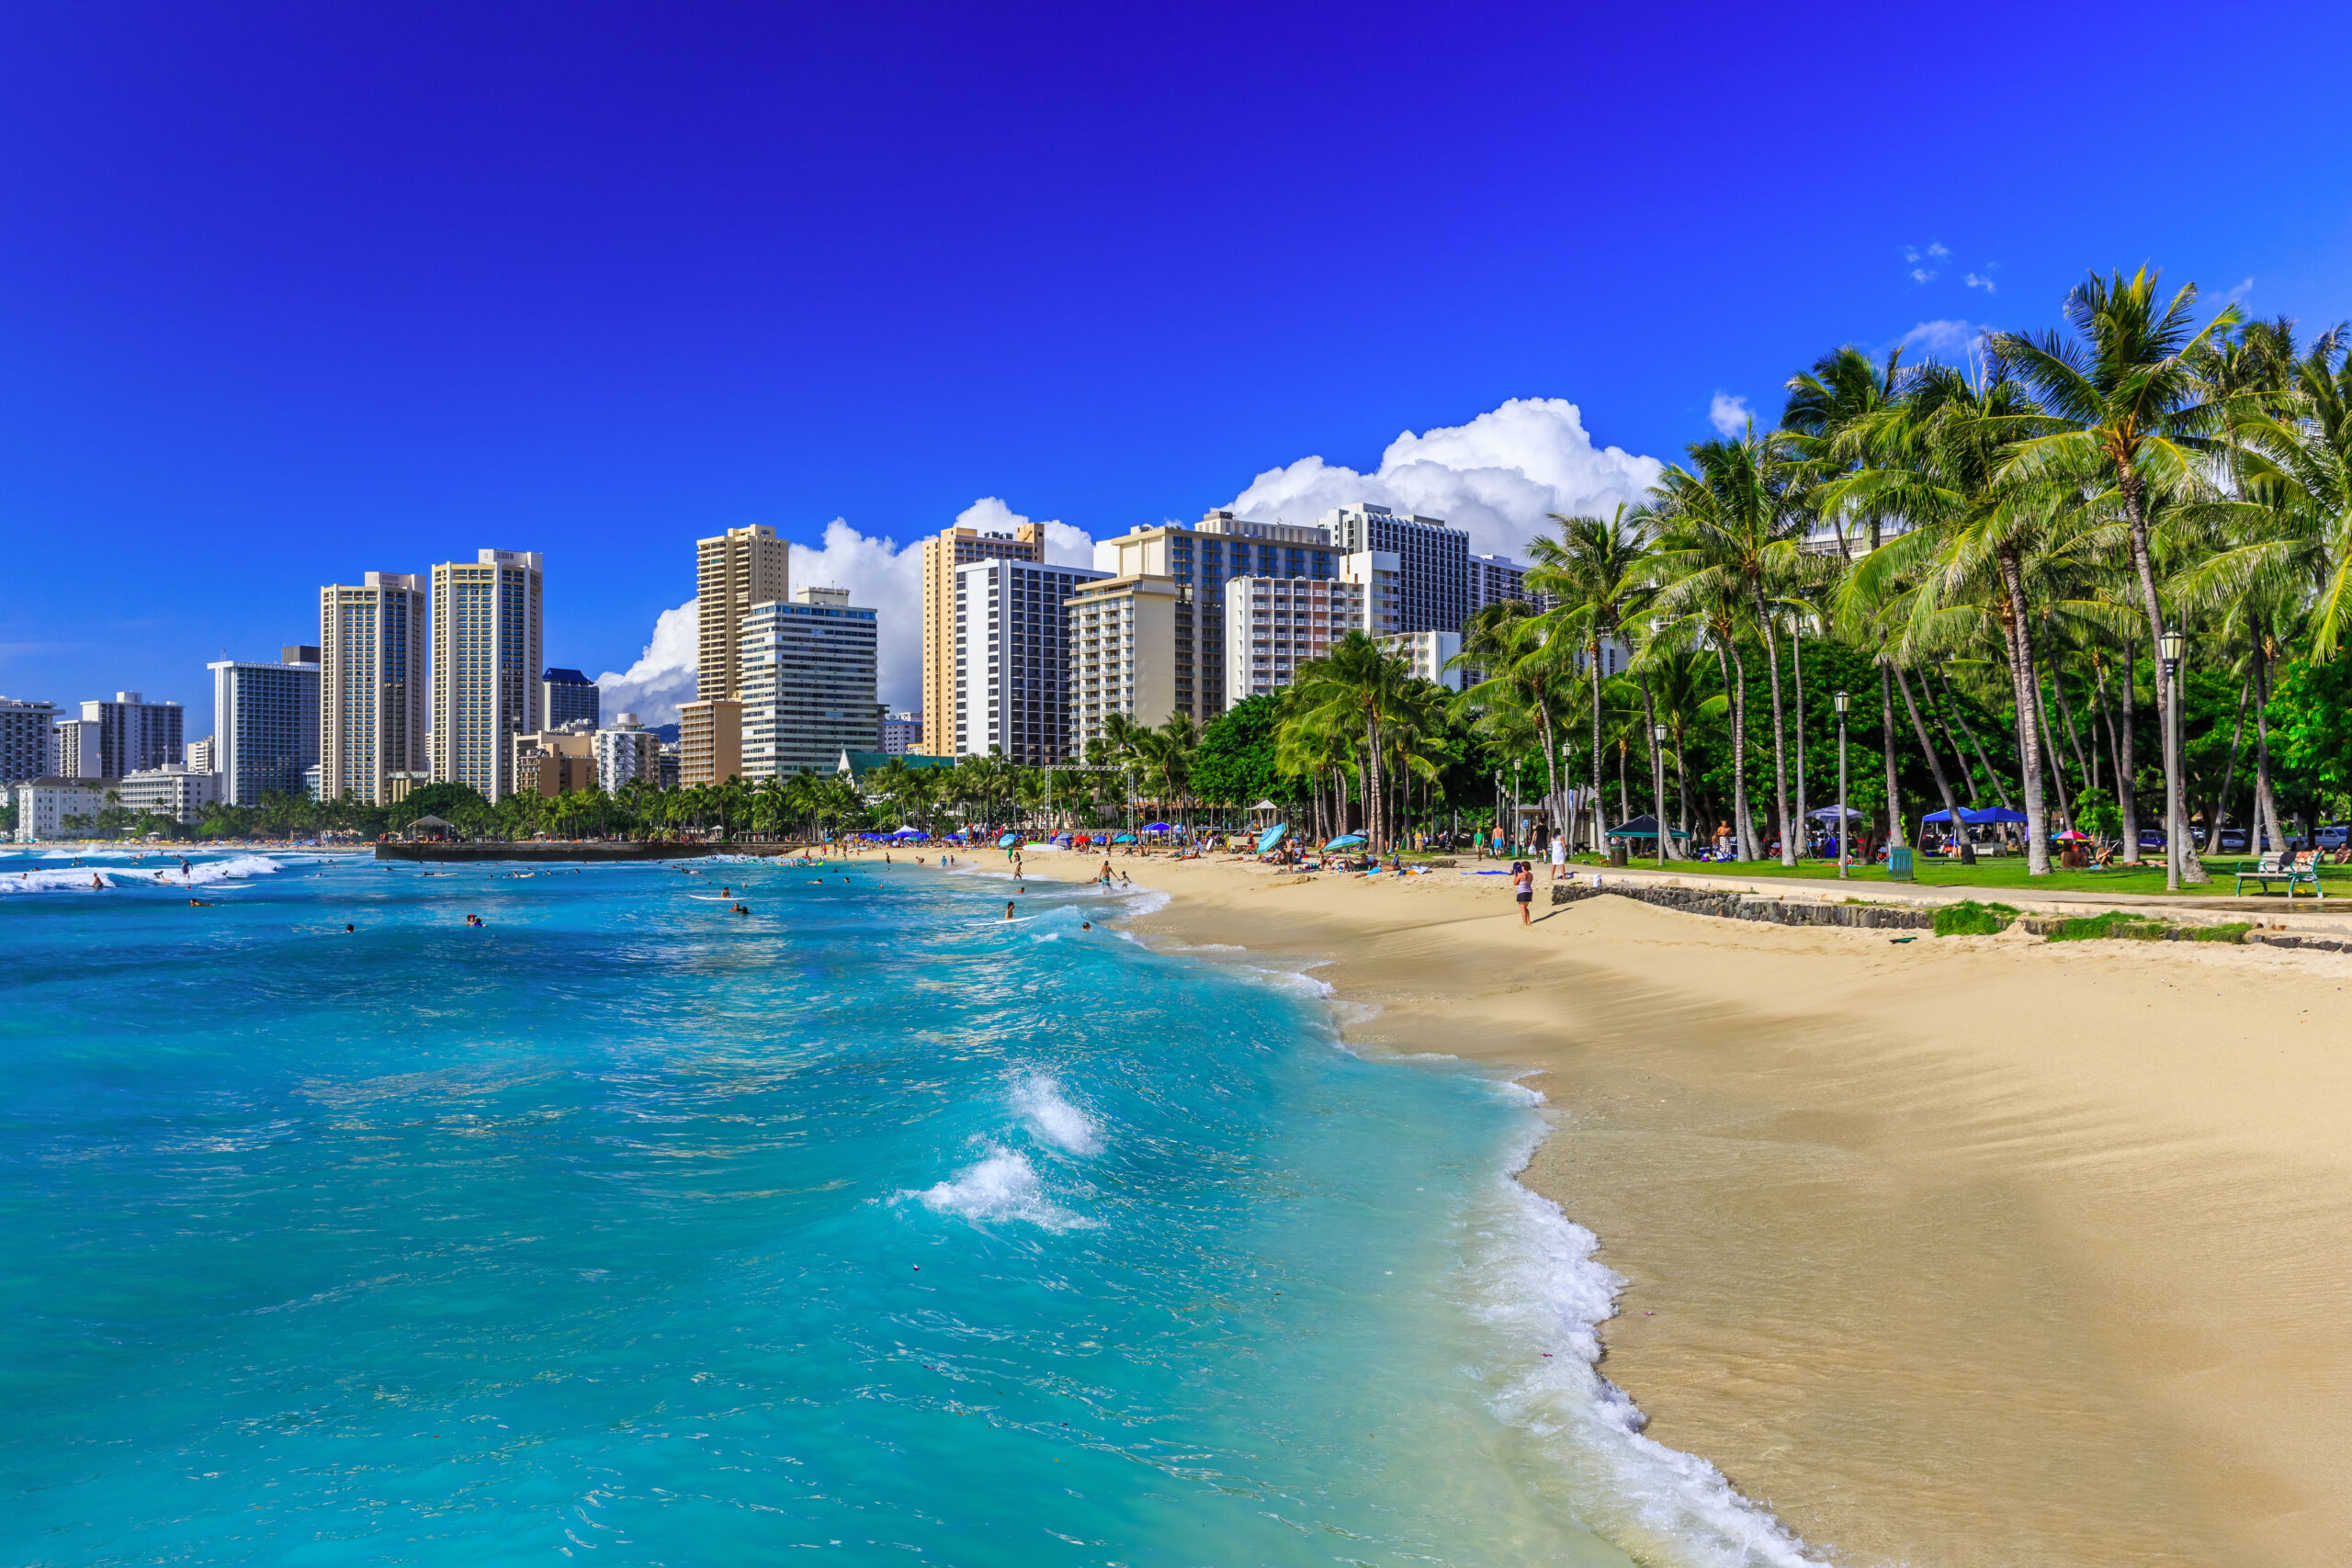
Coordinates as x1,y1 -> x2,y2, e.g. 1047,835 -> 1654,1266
1513,859 -> 1534,926
1549,829 -> 1566,883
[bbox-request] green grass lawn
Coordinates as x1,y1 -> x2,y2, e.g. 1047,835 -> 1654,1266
1567,852 -> 2350,900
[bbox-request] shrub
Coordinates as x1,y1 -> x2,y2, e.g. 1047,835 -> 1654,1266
2047,910 -> 2169,942
1933,899 -> 2018,937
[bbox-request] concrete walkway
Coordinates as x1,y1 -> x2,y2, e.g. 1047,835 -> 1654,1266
1578,862 -> 2352,933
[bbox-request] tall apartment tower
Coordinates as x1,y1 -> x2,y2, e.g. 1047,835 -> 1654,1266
1318,504 -> 1470,635
431,549 -> 544,802
695,525 -> 789,701
740,586 -> 884,778
954,557 -> 1107,763
51,718 -> 97,778
206,656 -> 318,805
1089,510 -> 1340,723
76,692 -> 186,781
319,572 -> 427,805
1466,552 -> 1558,615
920,520 -> 1046,756
0,697 -> 56,784
541,668 -> 601,730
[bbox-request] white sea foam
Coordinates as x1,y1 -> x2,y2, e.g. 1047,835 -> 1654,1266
0,853 -> 288,894
1458,1128 -> 1823,1566
1011,1075 -> 1102,1156
906,1147 -> 1089,1230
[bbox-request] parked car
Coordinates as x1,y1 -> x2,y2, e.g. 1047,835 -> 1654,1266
2318,823 -> 2351,852
2137,828 -> 2168,851
2211,828 -> 2250,853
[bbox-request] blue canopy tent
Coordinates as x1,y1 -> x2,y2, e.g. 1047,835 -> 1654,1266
1922,807 -> 2029,825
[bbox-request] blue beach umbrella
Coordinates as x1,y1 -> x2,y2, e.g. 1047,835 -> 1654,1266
1113,833 -> 1137,843
1256,822 -> 1288,854
1326,833 -> 1366,849
998,833 -> 1020,848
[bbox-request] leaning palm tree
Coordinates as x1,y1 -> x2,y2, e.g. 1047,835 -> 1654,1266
1450,601 -> 1579,848
1993,269 -> 2244,884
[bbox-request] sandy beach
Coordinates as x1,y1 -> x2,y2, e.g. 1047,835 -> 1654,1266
1008,849 -> 2352,1567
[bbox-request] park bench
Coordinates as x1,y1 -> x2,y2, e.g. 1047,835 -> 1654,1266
2234,851 -> 2324,899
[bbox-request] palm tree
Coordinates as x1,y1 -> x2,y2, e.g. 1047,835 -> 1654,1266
1994,269 -> 2244,884
1525,503 -> 1657,853
1288,632 -> 1415,852
1650,432 -> 1810,862
1450,602 -> 1578,850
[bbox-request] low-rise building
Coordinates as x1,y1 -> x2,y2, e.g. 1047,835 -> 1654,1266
184,735 -> 217,773
880,711 -> 922,755
1221,552 -> 1402,704
593,714 -> 662,795
512,729 -> 600,796
118,763 -> 219,824
10,777 -> 112,842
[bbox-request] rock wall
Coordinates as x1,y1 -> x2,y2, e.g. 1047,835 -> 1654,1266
1549,880 -> 1935,931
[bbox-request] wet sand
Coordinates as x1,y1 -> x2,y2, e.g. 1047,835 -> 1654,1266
1023,852 -> 2352,1568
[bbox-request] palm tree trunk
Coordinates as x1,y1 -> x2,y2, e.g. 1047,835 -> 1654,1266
2115,631 -> 2142,863
2030,631 -> 2073,827
2053,665 -> 2096,795
1880,663 -> 1903,848
1637,674 -> 1661,853
1752,594 -> 1796,866
1537,705 -> 1562,863
1588,649 -> 1605,852
2254,638 -> 2284,853
1994,548 -> 2053,875
2201,676 -> 2250,855
1936,670 -> 2005,808
1894,665 -> 1962,840
2120,486 -> 2207,881
1791,621 -> 1808,856
1721,640 -> 1758,861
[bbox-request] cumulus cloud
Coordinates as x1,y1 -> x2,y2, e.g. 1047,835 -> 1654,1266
1218,396 -> 1662,562
594,597 -> 699,726
1963,272 -> 1996,293
1708,392 -> 1752,438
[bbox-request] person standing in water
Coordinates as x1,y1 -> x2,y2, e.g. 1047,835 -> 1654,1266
1004,900 -> 1015,921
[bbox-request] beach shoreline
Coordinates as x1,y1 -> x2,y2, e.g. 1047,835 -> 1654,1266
1001,845 -> 2352,1568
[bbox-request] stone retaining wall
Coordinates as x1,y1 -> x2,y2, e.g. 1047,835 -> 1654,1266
1549,880 -> 1935,931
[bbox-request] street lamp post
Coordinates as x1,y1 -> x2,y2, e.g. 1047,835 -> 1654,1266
1651,722 -> 1668,867
2159,629 -> 2186,892
1834,690 -> 1851,879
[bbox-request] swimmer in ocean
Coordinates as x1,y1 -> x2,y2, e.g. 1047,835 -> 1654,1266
1004,900 -> 1015,920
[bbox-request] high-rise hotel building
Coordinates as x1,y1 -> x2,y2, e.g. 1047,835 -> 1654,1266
921,520 -> 1046,756
741,587 -> 883,777
954,557 -> 1105,763
207,657 -> 316,805
431,549 -> 543,801
319,572 -> 427,805
681,525 -> 786,786
1220,552 -> 1401,705
1319,504 -> 1470,635
0,697 -> 56,784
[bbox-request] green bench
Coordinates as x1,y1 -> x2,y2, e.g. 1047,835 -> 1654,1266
2234,852 -> 2324,899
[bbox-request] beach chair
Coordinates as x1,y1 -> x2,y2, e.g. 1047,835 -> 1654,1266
2234,851 -> 2324,899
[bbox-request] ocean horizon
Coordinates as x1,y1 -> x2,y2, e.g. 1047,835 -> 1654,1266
0,848 -> 1807,1566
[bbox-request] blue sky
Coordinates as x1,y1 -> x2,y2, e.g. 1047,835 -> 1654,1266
6,1 -> 2350,716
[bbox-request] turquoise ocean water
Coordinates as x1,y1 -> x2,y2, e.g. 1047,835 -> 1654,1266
0,849 -> 1809,1567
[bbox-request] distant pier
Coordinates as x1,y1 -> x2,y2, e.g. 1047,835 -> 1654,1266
374,840 -> 816,864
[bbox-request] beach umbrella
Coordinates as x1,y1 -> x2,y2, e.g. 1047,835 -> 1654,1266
2053,829 -> 2091,841
1326,833 -> 1366,849
1142,822 -> 1173,833
1113,832 -> 1137,843
1806,806 -> 1864,820
1256,822 -> 1288,854
998,832 -> 1020,848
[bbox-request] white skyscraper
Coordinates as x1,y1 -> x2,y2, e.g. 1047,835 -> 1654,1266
431,549 -> 544,802
740,587 -> 884,777
206,659 -> 316,806
954,557 -> 1107,763
320,572 -> 428,805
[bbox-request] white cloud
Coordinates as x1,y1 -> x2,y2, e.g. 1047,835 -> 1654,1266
1909,266 -> 1936,285
594,597 -> 699,726
1218,396 -> 1663,562
1926,243 -> 1951,260
2228,276 -> 2255,303
1707,392 -> 1751,438
1963,272 -> 1996,293
1899,319 -> 1989,358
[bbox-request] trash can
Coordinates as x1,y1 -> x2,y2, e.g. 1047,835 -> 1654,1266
1887,846 -> 1914,882
1608,839 -> 1628,867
